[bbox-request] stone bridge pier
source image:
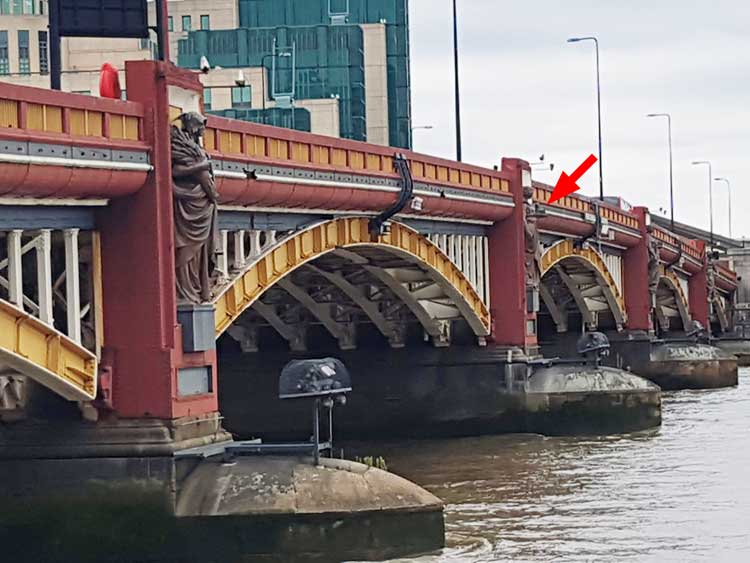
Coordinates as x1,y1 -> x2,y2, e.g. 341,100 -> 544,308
536,205 -> 738,390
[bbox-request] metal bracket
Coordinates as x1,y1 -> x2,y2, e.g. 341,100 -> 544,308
369,153 -> 414,237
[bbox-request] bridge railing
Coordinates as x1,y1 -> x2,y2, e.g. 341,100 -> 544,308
0,82 -> 145,145
652,226 -> 704,262
204,115 -> 512,196
0,82 -> 151,199
715,260 -> 737,282
532,182 -> 639,231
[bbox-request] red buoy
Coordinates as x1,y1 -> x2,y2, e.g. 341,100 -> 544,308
99,63 -> 122,99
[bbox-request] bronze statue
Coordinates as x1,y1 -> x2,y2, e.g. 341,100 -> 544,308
523,185 -> 544,291
647,234 -> 661,305
171,112 -> 220,304
707,264 -> 718,304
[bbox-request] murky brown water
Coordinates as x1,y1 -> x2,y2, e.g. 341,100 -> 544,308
369,369 -> 750,562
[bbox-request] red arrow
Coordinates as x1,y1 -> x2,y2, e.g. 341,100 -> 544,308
547,154 -> 598,204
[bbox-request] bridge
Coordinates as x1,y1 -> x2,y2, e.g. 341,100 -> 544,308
0,61 -> 740,425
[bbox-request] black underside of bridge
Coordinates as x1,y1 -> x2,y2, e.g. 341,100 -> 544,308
0,205 -> 96,230
218,210 -> 488,237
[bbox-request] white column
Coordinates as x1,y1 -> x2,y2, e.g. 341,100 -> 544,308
63,229 -> 82,343
465,235 -> 476,289
266,230 -> 278,248
475,236 -> 486,303
248,230 -> 262,258
7,230 -> 23,310
483,236 -> 490,308
457,235 -> 466,276
233,230 -> 246,270
217,230 -> 229,277
36,230 -> 53,325
447,234 -> 456,264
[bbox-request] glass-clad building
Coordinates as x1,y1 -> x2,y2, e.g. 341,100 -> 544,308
178,0 -> 411,149
211,106 -> 312,133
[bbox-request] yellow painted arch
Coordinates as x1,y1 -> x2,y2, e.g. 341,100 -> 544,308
0,299 -> 97,401
540,239 -> 627,325
212,217 -> 491,338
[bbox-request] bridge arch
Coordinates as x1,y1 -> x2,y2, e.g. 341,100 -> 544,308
655,268 -> 691,332
538,239 -> 627,332
211,217 -> 490,350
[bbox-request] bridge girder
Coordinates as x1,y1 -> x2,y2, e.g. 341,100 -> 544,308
539,282 -> 568,333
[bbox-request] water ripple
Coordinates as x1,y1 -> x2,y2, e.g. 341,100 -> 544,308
377,369 -> 750,562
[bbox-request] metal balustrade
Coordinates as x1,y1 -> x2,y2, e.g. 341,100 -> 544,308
426,233 -> 490,308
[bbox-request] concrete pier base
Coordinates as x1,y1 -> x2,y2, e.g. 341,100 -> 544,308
177,456 -> 444,561
714,338 -> 750,367
640,343 -> 739,390
524,365 -> 661,435
544,332 -> 739,391
0,418 -> 443,562
217,344 -> 661,439
604,332 -> 739,390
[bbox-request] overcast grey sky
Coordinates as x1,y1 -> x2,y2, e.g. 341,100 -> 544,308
409,0 -> 749,238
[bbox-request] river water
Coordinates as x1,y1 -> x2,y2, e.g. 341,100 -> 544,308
373,368 -> 750,562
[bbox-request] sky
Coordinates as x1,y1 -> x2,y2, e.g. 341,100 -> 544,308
408,0 -> 749,239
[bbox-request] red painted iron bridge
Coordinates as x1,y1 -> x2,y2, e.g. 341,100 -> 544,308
0,61 -> 738,423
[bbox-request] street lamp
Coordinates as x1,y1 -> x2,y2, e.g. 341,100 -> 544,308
692,160 -> 713,252
259,51 -> 293,124
452,0 -> 462,162
260,53 -> 274,114
714,177 -> 732,239
646,113 -> 674,231
567,36 -> 604,201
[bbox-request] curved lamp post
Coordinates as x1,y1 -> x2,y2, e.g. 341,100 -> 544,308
692,160 -> 713,252
714,177 -> 732,239
452,0 -> 462,161
646,113 -> 674,231
568,36 -> 604,201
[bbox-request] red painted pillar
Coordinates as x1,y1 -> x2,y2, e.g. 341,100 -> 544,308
689,240 -> 710,328
623,207 -> 652,332
99,61 -> 217,419
487,158 -> 536,350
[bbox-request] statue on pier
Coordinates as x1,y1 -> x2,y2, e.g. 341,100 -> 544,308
706,264 -> 728,332
647,234 -> 661,308
171,112 -> 220,304
523,185 -> 544,292
707,263 -> 719,305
